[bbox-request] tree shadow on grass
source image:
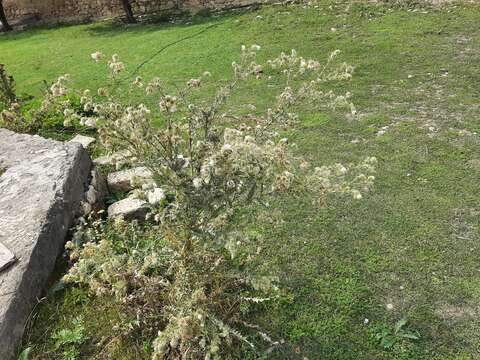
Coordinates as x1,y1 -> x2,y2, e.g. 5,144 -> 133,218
83,6 -> 258,38
0,5 -> 259,43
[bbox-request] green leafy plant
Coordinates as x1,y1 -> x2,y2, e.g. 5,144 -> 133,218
52,318 -> 88,359
17,347 -> 31,360
0,63 -> 16,106
0,65 -> 88,138
375,318 -> 420,349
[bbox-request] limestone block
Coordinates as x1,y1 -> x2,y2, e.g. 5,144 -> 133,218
0,129 -> 91,359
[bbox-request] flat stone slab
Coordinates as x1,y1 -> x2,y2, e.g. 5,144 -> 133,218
0,129 -> 91,359
69,134 -> 96,149
0,243 -> 15,272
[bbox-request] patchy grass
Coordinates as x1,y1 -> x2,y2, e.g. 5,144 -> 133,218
2,1 -> 480,358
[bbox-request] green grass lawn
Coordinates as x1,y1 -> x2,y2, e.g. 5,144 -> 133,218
2,1 -> 480,359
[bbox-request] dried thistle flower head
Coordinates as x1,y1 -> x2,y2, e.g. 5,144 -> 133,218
91,51 -> 103,62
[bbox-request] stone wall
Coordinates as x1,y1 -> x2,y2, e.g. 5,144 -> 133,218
3,0 -> 175,25
3,0 -> 259,26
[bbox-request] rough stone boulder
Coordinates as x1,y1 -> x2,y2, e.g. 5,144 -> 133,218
107,197 -> 149,220
0,129 -> 91,359
107,166 -> 153,192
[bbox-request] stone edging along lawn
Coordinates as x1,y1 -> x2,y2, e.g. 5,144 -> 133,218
0,129 -> 91,360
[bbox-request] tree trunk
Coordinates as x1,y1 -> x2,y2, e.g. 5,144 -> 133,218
0,0 -> 13,32
120,0 -> 136,24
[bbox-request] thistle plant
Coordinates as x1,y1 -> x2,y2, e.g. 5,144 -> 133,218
0,63 -> 16,105
63,46 -> 376,359
0,66 -> 77,133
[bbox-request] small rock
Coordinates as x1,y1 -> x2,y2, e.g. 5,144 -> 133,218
81,201 -> 92,216
93,150 -> 131,166
107,197 -> 149,220
85,168 -> 108,214
90,168 -> 109,201
107,167 -> 153,192
69,135 -> 96,149
93,155 -> 113,166
0,242 -> 16,272
147,188 -> 165,205
85,185 -> 97,204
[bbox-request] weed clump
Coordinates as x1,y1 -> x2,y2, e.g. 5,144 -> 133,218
26,46 -> 376,358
